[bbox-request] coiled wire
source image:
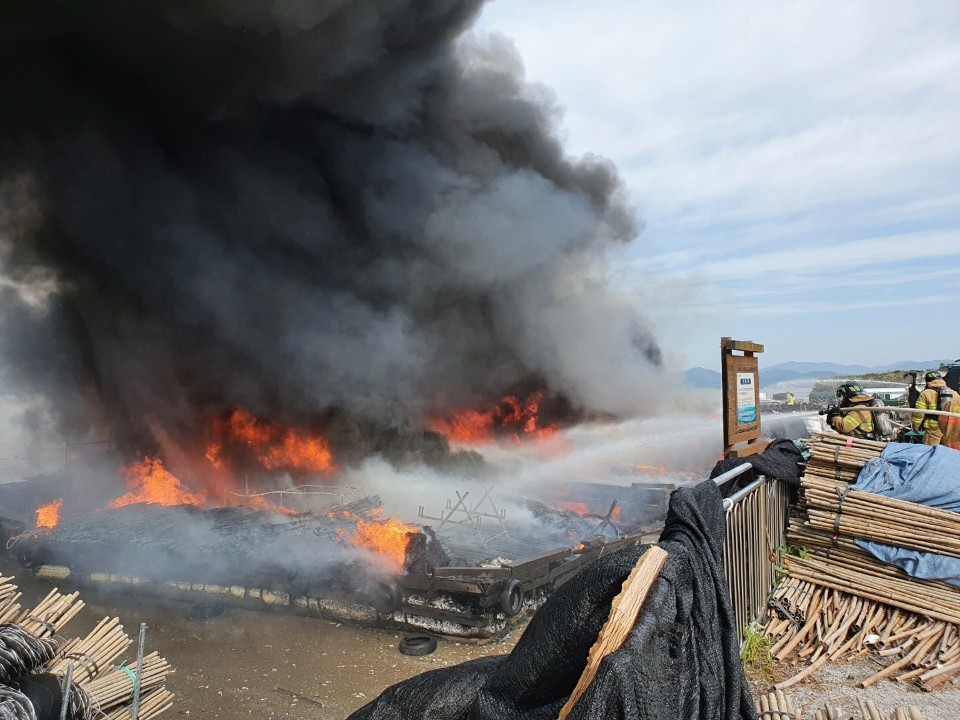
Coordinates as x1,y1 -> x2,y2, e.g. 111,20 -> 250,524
0,626 -> 59,683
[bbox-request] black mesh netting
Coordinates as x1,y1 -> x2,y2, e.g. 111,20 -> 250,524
347,480 -> 756,720
709,438 -> 805,496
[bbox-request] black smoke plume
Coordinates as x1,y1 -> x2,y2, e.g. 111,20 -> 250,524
0,0 -> 662,466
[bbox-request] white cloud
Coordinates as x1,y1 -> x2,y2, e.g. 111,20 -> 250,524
474,1 -> 960,367
697,230 -> 960,280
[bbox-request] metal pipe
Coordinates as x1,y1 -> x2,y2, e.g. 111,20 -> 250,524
132,622 -> 147,720
59,664 -> 73,720
723,475 -> 766,511
712,462 -> 753,487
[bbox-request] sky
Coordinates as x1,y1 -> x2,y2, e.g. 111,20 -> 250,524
473,1 -> 960,370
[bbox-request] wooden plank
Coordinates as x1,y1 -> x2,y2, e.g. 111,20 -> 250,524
721,337 -> 764,353
557,546 -> 669,720
396,575 -> 486,595
725,440 -> 771,459
506,547 -> 571,570
430,566 -> 511,581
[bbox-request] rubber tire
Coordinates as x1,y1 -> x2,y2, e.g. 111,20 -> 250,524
398,633 -> 438,657
500,578 -> 524,616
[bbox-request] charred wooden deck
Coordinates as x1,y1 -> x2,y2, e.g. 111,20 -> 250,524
0,480 -> 667,639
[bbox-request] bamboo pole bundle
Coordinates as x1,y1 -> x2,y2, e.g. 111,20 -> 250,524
0,573 -> 175,720
785,554 -> 960,626
102,687 -> 175,720
0,576 -> 18,604
809,698 -> 923,720
49,616 -> 133,684
784,531 -> 960,618
754,688 -> 796,719
799,475 -> 960,559
16,587 -> 85,637
0,576 -> 22,624
764,433 -> 960,690
81,652 -> 171,712
811,432 -> 889,453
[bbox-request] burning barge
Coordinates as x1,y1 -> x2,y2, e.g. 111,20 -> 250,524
3,479 -> 672,640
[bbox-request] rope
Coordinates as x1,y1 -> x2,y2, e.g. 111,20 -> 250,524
25,615 -> 56,637
116,662 -> 139,700
64,650 -> 100,680
832,486 -> 853,544
4,530 -> 36,551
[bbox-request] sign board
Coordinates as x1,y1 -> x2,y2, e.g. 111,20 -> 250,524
720,337 -> 767,458
735,372 -> 757,426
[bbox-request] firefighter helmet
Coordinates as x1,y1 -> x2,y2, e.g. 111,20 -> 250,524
836,383 -> 863,400
925,371 -> 942,382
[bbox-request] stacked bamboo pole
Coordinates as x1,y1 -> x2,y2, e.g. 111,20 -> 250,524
801,475 -> 960,560
0,574 -> 174,720
754,689 -> 924,719
50,616 -> 133,683
0,576 -> 22,623
82,652 -> 171,713
763,433 -> 960,690
103,687 -> 175,720
16,587 -> 85,637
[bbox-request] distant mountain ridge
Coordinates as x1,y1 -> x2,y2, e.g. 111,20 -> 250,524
684,359 -> 952,390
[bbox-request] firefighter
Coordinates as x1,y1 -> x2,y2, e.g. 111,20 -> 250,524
827,383 -> 876,439
912,371 -> 947,445
938,388 -> 960,451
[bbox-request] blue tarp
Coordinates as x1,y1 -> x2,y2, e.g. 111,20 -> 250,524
852,443 -> 960,587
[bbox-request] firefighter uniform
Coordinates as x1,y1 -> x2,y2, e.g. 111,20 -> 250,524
829,394 -> 876,439
939,394 -> 960,451
913,377 -> 947,446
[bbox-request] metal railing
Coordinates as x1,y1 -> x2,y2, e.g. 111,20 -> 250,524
714,464 -> 791,638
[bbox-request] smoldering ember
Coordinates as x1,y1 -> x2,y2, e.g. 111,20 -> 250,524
2,2 -> 960,720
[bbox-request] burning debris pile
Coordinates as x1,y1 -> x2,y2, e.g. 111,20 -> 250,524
15,495 -> 428,613
8,479 -> 666,640
0,575 -> 173,720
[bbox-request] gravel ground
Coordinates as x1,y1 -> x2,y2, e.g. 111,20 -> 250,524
3,554 -> 959,719
755,660 -> 960,720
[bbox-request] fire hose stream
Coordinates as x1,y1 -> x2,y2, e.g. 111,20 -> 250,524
836,407 -> 960,419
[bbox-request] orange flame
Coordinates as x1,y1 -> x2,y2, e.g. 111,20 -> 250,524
554,501 -> 621,519
432,391 -> 560,444
205,442 -> 223,468
346,515 -> 419,569
108,457 -> 206,508
433,408 -> 496,444
206,408 -> 336,476
634,464 -> 669,475
36,499 -> 63,529
261,430 -> 335,474
224,407 -> 272,446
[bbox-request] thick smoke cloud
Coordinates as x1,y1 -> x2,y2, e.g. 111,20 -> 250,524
0,0 -> 663,458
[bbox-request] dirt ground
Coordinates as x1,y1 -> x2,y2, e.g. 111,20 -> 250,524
0,554 -> 520,719
3,553 -> 960,720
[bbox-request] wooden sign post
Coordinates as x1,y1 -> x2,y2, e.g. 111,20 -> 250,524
721,337 -> 768,459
